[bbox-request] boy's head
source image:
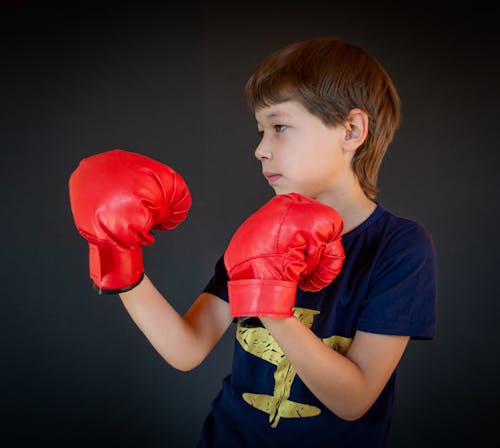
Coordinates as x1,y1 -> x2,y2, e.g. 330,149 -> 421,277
244,37 -> 400,199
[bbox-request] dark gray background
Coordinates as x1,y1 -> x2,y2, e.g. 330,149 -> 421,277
2,1 -> 498,446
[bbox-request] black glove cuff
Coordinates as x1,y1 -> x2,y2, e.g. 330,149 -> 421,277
93,273 -> 145,295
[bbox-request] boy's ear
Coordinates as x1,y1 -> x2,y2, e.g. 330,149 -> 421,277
342,108 -> 369,152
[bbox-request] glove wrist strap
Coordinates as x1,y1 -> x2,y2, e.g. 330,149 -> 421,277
88,243 -> 144,294
228,279 -> 297,318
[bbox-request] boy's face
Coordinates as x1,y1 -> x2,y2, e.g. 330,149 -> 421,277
254,100 -> 349,202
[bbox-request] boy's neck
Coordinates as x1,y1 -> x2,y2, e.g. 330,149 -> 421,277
338,196 -> 377,235
318,187 -> 377,236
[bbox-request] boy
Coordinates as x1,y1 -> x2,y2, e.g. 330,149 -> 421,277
69,37 -> 437,447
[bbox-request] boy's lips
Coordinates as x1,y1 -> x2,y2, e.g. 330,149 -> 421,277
263,172 -> 282,184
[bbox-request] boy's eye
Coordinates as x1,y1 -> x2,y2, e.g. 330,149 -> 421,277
256,125 -> 286,137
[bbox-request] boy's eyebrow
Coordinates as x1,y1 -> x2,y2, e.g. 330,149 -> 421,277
267,110 -> 291,118
257,110 -> 290,123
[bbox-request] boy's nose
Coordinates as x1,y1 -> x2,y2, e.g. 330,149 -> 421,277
254,140 -> 271,161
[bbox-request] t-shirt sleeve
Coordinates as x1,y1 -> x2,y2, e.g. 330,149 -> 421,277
202,255 -> 229,302
357,221 -> 437,339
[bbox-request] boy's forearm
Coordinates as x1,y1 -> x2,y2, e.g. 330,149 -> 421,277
260,316 -> 370,421
119,274 -> 206,371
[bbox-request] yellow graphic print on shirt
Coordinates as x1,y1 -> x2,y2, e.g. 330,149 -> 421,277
236,307 -> 352,428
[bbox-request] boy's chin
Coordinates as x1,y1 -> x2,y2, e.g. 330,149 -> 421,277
273,190 -> 321,203
272,185 -> 297,196
273,186 -> 309,197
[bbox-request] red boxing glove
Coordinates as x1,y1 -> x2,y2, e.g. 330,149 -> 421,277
69,149 -> 192,294
224,193 -> 345,318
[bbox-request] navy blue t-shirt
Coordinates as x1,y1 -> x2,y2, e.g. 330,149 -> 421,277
198,203 -> 437,447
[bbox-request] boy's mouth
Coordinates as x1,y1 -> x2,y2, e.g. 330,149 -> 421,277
263,172 -> 282,184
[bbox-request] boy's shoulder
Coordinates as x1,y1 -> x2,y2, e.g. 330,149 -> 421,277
372,205 -> 436,268
343,203 -> 436,264
380,206 -> 432,239
346,203 -> 432,242
381,206 -> 433,245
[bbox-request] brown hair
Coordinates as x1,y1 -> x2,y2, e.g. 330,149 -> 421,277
244,37 -> 401,199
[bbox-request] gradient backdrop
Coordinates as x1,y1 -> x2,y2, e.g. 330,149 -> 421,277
1,1 -> 498,447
